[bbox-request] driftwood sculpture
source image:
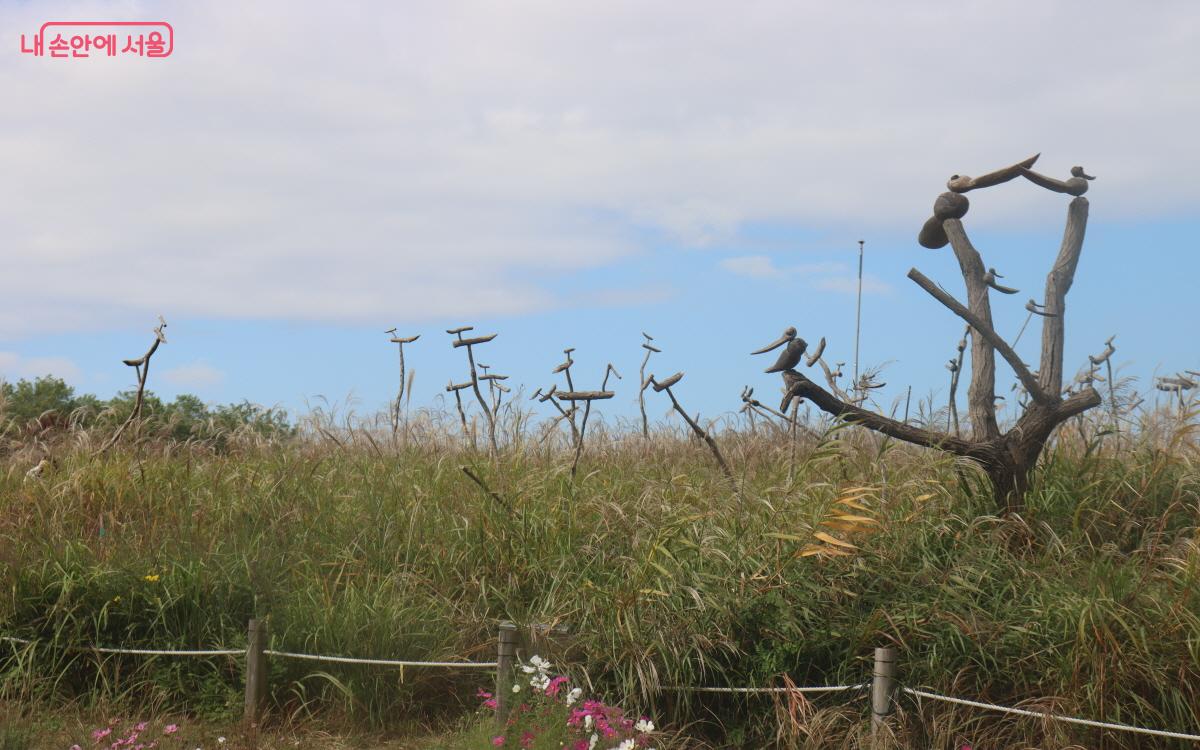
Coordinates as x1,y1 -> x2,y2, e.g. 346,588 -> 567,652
447,325 -> 500,452
384,329 -> 419,442
764,155 -> 1104,513
94,316 -> 168,456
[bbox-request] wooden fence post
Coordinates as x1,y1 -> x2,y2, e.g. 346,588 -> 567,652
871,646 -> 897,743
495,621 -> 518,726
244,618 -> 268,726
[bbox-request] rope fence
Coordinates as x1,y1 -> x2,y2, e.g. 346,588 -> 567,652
6,631 -> 1200,741
902,685 -> 1200,743
262,649 -> 496,669
662,683 -> 868,695
3,635 -> 244,657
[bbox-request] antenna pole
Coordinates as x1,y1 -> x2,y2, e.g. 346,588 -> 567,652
854,239 -> 865,390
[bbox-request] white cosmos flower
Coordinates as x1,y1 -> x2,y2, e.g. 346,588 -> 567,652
512,683 -> 521,692
614,741 -> 635,750
587,733 -> 599,750
566,687 -> 583,706
521,665 -> 536,674
635,719 -> 655,732
584,714 -> 594,730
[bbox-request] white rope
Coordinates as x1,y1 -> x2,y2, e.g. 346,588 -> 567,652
3,636 -> 244,657
263,650 -> 497,669
903,687 -> 1200,743
662,682 -> 868,695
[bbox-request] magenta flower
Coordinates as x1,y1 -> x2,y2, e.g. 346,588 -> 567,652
491,736 -> 505,746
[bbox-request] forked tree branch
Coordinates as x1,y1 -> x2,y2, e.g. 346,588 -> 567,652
781,369 -> 987,460
1039,197 -> 1089,395
907,268 -> 1052,405
943,219 -> 1002,441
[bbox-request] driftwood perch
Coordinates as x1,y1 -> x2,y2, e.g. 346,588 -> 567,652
649,372 -> 733,481
95,317 -> 168,456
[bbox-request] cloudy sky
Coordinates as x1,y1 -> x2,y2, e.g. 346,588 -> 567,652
2,1 -> 1197,424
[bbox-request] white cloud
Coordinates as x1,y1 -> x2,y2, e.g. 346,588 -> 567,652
0,352 -> 83,382
0,1 -> 1196,336
814,276 -> 892,295
162,362 -> 226,389
721,255 -> 890,294
720,256 -> 781,279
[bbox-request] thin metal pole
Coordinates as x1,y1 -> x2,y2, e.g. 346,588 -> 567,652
854,240 -> 865,391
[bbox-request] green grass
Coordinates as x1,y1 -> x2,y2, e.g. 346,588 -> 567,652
2,406 -> 1199,748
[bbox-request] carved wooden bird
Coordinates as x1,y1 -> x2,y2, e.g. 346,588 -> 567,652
752,327 -> 808,373
1019,165 -> 1094,196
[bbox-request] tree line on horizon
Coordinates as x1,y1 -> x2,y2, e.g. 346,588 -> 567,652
0,374 -> 293,445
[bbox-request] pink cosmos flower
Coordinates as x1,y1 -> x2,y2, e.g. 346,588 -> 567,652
134,723 -> 148,732
491,736 -> 505,746
92,727 -> 113,741
162,725 -> 178,736
544,675 -> 569,697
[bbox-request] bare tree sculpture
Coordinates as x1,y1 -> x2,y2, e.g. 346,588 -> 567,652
384,329 -> 419,443
648,371 -> 733,481
639,332 -> 659,440
95,316 -> 168,456
764,155 -> 1103,513
447,325 -> 500,452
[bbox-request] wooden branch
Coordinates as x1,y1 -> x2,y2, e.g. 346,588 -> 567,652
650,374 -> 733,481
907,268 -> 1052,405
555,391 -> 615,401
461,466 -> 510,511
1039,197 -> 1089,396
943,219 -> 1001,440
452,334 -> 498,348
94,318 -> 167,456
781,370 -> 986,459
946,154 -> 1040,193
1019,166 -> 1093,196
639,335 -> 656,439
652,372 -> 683,391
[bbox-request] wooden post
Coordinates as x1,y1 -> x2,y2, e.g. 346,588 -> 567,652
495,621 -> 518,726
870,647 -> 897,743
244,618 -> 268,726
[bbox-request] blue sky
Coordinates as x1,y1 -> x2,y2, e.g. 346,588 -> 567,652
2,1 -> 1197,425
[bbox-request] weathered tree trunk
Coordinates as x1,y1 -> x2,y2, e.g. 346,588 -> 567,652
773,164 -> 1101,514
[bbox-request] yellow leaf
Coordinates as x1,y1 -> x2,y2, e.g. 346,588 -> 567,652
835,498 -> 873,512
832,514 -> 878,524
813,531 -> 858,549
797,545 -> 827,557
914,493 -> 935,502
765,532 -> 809,542
820,521 -> 860,533
839,486 -> 877,495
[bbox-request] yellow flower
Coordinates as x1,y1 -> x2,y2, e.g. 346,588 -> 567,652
143,574 -> 160,583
